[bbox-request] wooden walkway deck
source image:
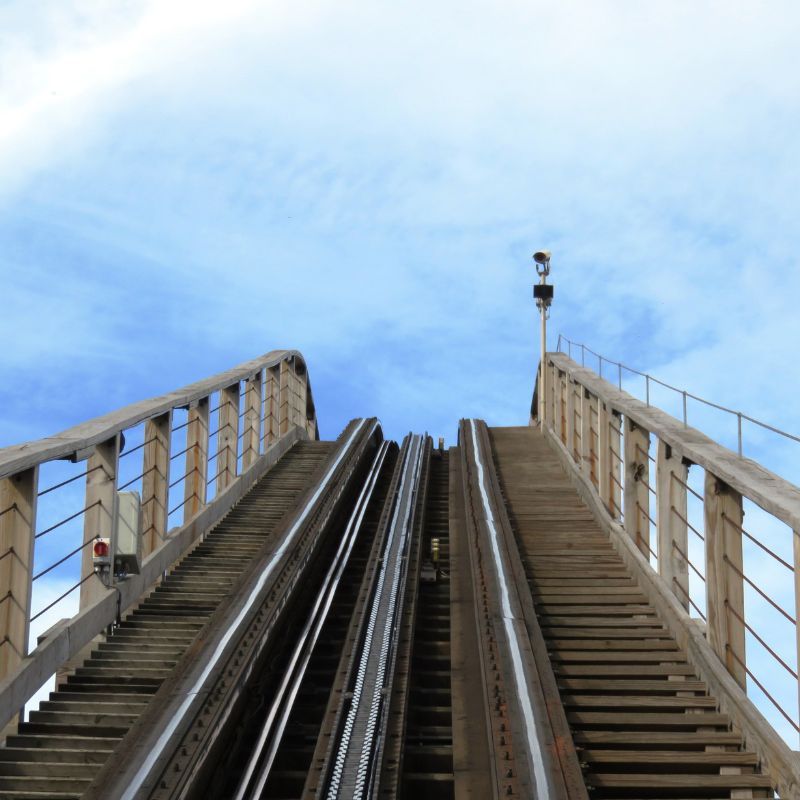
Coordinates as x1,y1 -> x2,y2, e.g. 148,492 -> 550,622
489,426 -> 773,799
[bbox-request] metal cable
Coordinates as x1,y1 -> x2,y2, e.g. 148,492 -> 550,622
35,500 -> 101,539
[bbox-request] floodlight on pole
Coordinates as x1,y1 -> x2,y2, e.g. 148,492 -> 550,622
532,251 -> 554,426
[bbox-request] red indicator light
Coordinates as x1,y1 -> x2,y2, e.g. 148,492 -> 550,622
93,540 -> 109,558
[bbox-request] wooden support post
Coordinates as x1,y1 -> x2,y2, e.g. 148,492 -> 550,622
279,360 -> 291,437
547,362 -> 557,428
81,437 -> 119,608
215,384 -> 240,496
263,365 -> 280,450
624,417 -> 651,558
794,530 -> 800,733
0,468 -> 37,680
242,373 -> 262,471
566,377 -> 576,461
704,473 -> 746,688
590,396 -> 600,488
142,413 -> 171,557
656,440 -> 690,611
184,398 -> 209,523
609,411 -> 623,521
290,362 -> 302,429
553,369 -> 562,441
598,402 -> 611,513
580,388 -> 592,480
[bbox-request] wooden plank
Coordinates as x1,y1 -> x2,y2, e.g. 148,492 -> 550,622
623,417 -> 651,559
795,528 -> 800,741
0,351 -> 311,479
447,448 -> 494,800
573,730 -> 741,746
656,438 -> 690,610
242,372 -> 262,470
584,773 -> 773,789
80,437 -> 119,609
141,412 -> 171,557
214,384 -> 239,495
183,398 -> 209,524
563,694 -> 715,707
704,472 -> 746,688
0,467 -> 37,682
558,679 -> 707,693
567,711 -> 730,727
566,376 -> 576,462
582,749 -> 758,765
263,365 -> 280,450
279,360 -> 291,437
549,352 -> 800,532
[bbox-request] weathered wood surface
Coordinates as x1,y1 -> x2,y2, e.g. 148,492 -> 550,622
0,468 -> 36,678
0,350 -> 313,479
489,425 -> 783,799
538,421 -> 800,799
0,427 -> 305,736
549,352 -> 800,531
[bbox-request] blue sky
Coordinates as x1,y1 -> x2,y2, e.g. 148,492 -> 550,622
2,0 -> 800,739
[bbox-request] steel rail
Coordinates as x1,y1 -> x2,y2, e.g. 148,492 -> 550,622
325,434 -> 425,800
119,418 -> 372,800
233,440 -> 392,800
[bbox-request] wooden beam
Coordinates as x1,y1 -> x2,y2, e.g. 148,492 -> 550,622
548,361 -> 557,425
215,384 -> 239,496
704,473 -> 746,689
656,439 -> 690,611
566,376 -> 576,461
623,417 -> 651,558
794,529 -> 800,735
548,353 -> 800,533
263,365 -> 280,450
81,437 -> 119,608
279,360 -> 291,437
242,373 -> 262,471
0,350 -> 307,480
598,402 -> 612,515
0,468 -> 37,681
183,398 -> 209,524
580,388 -> 593,481
141,413 -> 171,558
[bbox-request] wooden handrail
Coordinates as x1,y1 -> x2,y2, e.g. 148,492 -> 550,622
547,352 -> 800,531
0,349 -> 317,479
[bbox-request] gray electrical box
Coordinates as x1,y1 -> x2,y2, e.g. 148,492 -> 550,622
115,491 -> 142,576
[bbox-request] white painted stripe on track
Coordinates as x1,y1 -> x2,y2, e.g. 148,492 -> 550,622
121,419 -> 372,800
468,419 -> 552,800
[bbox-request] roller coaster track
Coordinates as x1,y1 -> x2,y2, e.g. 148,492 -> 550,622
1,347 -> 799,799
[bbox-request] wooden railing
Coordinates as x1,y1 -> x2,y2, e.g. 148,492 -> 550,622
534,351 -> 800,797
0,349 -> 317,693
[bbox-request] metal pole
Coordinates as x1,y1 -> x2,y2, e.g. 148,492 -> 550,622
539,271 -> 547,427
737,413 -> 743,457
